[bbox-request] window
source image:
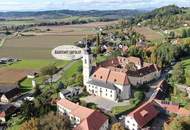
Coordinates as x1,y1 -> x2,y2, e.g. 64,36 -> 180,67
106,89 -> 107,92
100,76 -> 103,79
110,90 -> 112,93
114,79 -> 117,82
106,93 -> 107,96
110,95 -> 112,97
85,59 -> 87,64
94,75 -> 96,77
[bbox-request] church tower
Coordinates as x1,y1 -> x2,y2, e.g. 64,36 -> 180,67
83,44 -> 92,86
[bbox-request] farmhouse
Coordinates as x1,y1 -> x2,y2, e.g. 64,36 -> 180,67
0,104 -> 17,123
82,45 -> 161,102
125,99 -> 190,130
125,101 -> 159,130
57,99 -> 108,130
0,84 -> 21,103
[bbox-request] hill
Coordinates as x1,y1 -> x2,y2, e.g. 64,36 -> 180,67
129,5 -> 190,30
0,9 -> 145,20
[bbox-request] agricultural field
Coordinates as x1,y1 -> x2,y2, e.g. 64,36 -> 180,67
0,21 -> 117,59
0,68 -> 32,84
133,26 -> 164,41
0,16 -> 100,26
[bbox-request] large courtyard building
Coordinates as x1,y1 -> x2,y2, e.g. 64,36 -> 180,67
82,46 -> 161,102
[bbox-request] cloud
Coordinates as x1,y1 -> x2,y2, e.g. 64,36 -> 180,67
0,0 -> 189,11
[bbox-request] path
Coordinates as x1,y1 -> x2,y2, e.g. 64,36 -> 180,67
0,37 -> 6,48
46,60 -> 79,83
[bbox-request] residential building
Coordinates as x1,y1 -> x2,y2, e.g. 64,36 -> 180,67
57,99 -> 108,130
125,101 -> 159,130
0,104 -> 17,122
0,85 -> 21,103
59,87 -> 82,99
150,80 -> 169,100
125,99 -> 190,130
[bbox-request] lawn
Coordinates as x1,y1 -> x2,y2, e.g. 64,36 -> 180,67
7,59 -> 70,70
182,58 -> 190,85
62,60 -> 82,79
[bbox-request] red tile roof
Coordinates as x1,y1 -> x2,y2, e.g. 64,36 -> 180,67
92,67 -> 130,85
57,99 -> 108,130
153,100 -> 190,116
128,101 -> 159,128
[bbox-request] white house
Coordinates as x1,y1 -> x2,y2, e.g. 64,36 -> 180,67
57,99 -> 109,130
125,101 -> 159,130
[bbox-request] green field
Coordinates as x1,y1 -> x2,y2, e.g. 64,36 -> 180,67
182,58 -> 190,85
7,59 -> 69,70
62,60 -> 82,79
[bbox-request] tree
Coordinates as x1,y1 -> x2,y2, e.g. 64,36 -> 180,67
182,29 -> 187,38
20,118 -> 39,130
170,118 -> 185,130
33,85 -> 42,97
111,123 -> 125,130
40,65 -> 58,84
20,112 -> 71,130
187,28 -> 190,37
172,62 -> 185,84
171,62 -> 186,95
39,112 -> 71,130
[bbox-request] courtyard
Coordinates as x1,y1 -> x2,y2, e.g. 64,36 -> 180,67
81,95 -> 130,112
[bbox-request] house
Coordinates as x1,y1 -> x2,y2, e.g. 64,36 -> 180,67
153,100 -> 190,116
125,101 -> 159,130
27,71 -> 38,79
82,45 -> 161,102
57,99 -> 109,130
0,85 -> 21,103
0,104 -> 17,123
150,80 -> 169,100
125,99 -> 190,130
59,87 -> 82,99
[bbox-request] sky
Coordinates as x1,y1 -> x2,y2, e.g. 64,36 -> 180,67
0,0 -> 190,11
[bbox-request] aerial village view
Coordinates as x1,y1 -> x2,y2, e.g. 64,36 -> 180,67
0,0 -> 190,130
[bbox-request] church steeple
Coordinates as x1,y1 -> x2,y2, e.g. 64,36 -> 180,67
82,42 -> 92,86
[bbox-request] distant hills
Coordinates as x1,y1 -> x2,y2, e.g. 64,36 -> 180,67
0,9 -> 146,19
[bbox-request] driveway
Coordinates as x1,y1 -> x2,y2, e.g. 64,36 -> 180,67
81,95 -> 129,112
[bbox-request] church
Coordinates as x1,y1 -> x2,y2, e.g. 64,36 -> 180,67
82,46 -> 161,102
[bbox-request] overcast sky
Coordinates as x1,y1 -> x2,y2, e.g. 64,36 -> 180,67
0,0 -> 190,11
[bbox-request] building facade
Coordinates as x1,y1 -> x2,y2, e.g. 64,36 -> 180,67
57,99 -> 108,130
82,46 -> 160,102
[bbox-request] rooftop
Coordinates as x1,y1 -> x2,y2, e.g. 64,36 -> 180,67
57,99 -> 108,130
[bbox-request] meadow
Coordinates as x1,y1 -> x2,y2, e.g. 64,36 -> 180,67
134,26 -> 164,41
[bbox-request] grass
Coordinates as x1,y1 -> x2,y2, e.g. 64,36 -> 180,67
62,60 -> 82,79
182,58 -> 190,85
7,59 -> 69,70
134,26 -> 164,41
112,91 -> 145,116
